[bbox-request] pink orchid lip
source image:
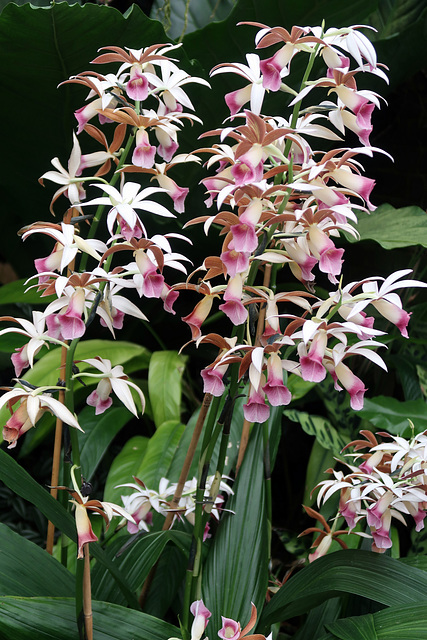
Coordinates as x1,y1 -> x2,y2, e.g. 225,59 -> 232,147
225,85 -> 251,116
126,66 -> 149,101
182,295 -> 214,340
75,503 -> 98,559
243,387 -> 270,423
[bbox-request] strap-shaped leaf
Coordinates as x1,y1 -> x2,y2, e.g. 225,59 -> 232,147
0,596 -> 179,640
0,523 -> 75,597
203,425 -> 268,634
92,529 -> 191,605
259,550 -> 427,632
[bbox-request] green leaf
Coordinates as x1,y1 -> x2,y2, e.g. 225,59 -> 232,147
203,425 -> 268,634
328,603 -> 427,640
0,448 -> 140,609
135,419 -> 186,486
369,0 -> 427,39
78,405 -> 135,481
326,614 -> 377,640
103,435 -> 149,504
148,351 -> 186,428
358,396 -> 427,434
0,523 -> 75,597
92,529 -> 191,606
0,596 -> 180,640
151,0 -> 237,40
344,205 -> 427,249
0,279 -> 55,305
284,409 -> 348,455
259,550 -> 427,632
293,598 -> 342,640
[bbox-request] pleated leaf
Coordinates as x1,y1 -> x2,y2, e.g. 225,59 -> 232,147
0,448 -> 139,608
91,529 -> 191,605
135,419 -> 186,486
79,405 -> 135,481
327,603 -> 427,640
148,350 -> 186,429
0,596 -> 179,640
259,550 -> 427,632
203,425 -> 268,634
0,523 -> 74,597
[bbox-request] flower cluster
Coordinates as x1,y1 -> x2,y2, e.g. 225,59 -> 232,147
175,23 -> 425,421
305,426 -> 427,557
119,474 -> 233,535
0,43 -> 209,446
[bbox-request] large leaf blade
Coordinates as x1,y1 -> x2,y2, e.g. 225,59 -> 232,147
259,550 -> 427,632
0,596 -> 180,640
148,350 -> 186,428
0,523 -> 75,597
203,425 -> 268,634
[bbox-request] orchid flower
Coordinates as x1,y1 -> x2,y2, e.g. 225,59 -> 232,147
58,465 -> 135,558
0,382 -> 82,448
0,311 -> 67,377
75,357 -> 145,416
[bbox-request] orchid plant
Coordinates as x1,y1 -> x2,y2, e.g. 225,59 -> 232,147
1,11 -> 427,640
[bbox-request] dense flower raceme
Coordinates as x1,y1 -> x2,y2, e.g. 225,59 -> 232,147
304,426 -> 427,558
119,474 -> 234,534
3,24 -> 425,453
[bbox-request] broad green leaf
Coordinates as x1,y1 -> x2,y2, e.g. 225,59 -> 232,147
284,409 -> 347,455
135,419 -> 186,486
287,376 -> 316,401
0,596 -> 180,640
0,448 -> 139,608
78,405 -> 135,481
327,603 -> 427,640
143,539 -> 188,617
92,529 -> 191,605
203,425 -> 268,635
326,614 -> 377,640
259,550 -> 427,632
344,205 -> 427,249
369,0 -> 427,39
151,0 -> 236,39
0,523 -> 74,597
293,598 -> 342,640
148,350 -> 186,428
0,279 -> 55,305
103,435 -> 149,504
358,396 -> 427,434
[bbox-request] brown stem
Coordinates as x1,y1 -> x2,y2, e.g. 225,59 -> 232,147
46,209 -> 75,554
138,392 -> 213,607
46,346 -> 67,554
83,545 -> 93,640
236,264 -> 272,475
